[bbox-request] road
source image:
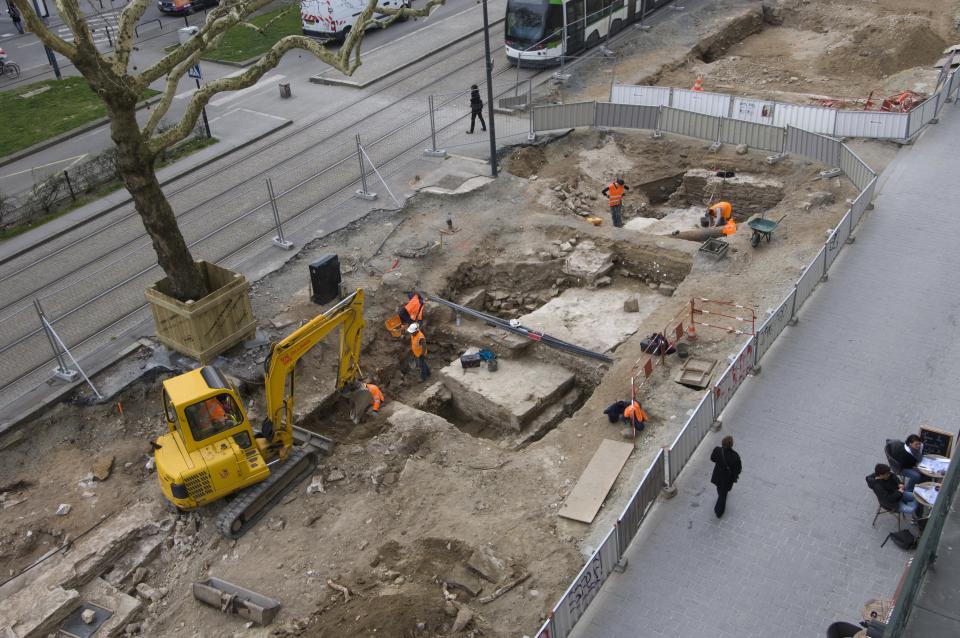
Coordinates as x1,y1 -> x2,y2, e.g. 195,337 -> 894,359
0,0 -> 534,408
0,0 -> 485,195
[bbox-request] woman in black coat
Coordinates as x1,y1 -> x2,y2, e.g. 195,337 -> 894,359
710,435 -> 742,518
467,84 -> 486,134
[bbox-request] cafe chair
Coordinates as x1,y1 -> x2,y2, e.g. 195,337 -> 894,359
883,439 -> 905,477
866,474 -> 903,531
826,621 -> 863,638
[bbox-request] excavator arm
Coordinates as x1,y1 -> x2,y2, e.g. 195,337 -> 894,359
261,289 -> 365,451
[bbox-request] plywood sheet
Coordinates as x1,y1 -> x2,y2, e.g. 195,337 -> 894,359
559,439 -> 634,524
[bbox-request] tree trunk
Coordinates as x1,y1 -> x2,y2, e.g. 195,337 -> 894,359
110,103 -> 208,301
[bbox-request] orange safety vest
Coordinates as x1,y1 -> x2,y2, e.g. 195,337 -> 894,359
411,331 -> 426,358
364,383 -> 384,411
404,294 -> 424,322
624,401 -> 648,424
205,398 -> 226,422
722,219 -> 737,236
710,201 -> 732,222
607,182 -> 625,207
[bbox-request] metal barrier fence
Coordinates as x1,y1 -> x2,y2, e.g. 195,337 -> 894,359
884,453 -> 960,636
616,448 -> 665,557
533,101 -> 598,132
754,288 -> 797,364
595,103 -> 659,131
784,125 -> 841,167
711,337 -> 756,419
794,246 -> 826,312
659,107 -> 720,141
719,117 -> 784,153
849,178 -> 876,228
823,210 -> 852,271
665,392 -> 713,485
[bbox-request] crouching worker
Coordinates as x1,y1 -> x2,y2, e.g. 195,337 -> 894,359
351,381 -> 385,424
622,399 -> 649,438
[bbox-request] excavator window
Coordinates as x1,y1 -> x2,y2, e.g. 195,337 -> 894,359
184,393 -> 242,442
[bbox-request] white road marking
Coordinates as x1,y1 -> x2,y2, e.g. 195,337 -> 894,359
0,153 -> 89,180
239,108 -> 288,122
19,39 -> 43,47
208,74 -> 286,107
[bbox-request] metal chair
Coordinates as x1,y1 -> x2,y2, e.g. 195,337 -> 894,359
826,622 -> 863,638
866,474 -> 903,531
884,439 -> 905,477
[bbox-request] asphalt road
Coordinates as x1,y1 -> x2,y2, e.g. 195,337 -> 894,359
0,0 -> 523,404
0,0 -> 487,195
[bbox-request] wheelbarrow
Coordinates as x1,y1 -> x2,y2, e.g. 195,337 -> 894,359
747,214 -> 787,247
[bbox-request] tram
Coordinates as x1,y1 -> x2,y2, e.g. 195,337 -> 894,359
505,0 -> 674,66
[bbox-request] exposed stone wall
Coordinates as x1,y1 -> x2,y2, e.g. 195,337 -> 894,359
674,168 -> 785,218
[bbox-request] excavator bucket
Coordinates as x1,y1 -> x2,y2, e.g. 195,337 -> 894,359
193,577 -> 281,625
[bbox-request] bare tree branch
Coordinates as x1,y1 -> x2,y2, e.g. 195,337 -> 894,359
113,0 -> 152,75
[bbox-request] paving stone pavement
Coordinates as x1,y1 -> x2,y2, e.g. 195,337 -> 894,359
570,106 -> 960,637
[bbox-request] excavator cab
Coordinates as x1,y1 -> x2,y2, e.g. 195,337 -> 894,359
155,366 -> 270,511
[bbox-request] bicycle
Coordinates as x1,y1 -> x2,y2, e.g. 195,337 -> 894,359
1,60 -> 21,79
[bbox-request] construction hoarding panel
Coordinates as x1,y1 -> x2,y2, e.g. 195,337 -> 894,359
549,527 -> 621,638
755,289 -> 796,364
595,102 -> 660,131
838,146 -> 876,191
919,92 -> 940,126
667,392 -> 714,484
906,105 -> 926,139
834,110 -> 908,140
610,84 -> 671,107
617,448 -> 665,557
532,102 -> 596,132
671,88 -> 731,117
660,107 -> 721,141
824,211 -> 851,271
795,246 -> 826,312
773,103 -> 836,136
731,97 -> 775,124
784,126 -> 841,167
712,338 -> 755,419
719,118 -> 784,153
850,177 -> 876,228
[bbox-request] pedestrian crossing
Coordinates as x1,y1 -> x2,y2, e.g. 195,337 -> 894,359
55,9 -> 122,48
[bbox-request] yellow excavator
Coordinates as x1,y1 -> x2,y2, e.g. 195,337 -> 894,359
153,289 -> 366,538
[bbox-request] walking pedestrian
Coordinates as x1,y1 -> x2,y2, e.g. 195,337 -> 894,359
407,323 -> 431,381
710,435 -> 742,518
466,84 -> 486,134
601,178 -> 629,228
8,4 -> 24,34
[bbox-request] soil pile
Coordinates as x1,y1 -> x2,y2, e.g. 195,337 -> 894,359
817,15 -> 946,79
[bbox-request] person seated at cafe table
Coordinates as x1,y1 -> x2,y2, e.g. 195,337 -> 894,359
889,434 -> 923,490
869,463 -> 919,517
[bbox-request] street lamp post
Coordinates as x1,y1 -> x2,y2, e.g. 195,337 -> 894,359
481,0 -> 497,178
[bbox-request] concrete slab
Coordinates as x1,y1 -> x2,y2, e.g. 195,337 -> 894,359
0,585 -> 80,637
624,206 -> 707,235
438,350 -> 575,431
517,287 -> 660,354
562,241 -> 613,285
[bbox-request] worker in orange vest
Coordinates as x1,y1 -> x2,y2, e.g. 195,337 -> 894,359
622,399 -> 649,438
722,218 -> 737,236
706,201 -> 733,227
601,178 -> 629,228
398,292 -> 425,327
408,323 -> 430,381
363,382 -> 385,413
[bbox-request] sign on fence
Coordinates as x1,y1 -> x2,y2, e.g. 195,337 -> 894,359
548,528 -> 620,637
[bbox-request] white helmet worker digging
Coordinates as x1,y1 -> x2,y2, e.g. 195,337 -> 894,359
407,322 -> 419,334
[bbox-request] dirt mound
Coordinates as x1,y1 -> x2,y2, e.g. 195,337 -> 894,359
506,146 -> 547,178
817,15 -> 946,79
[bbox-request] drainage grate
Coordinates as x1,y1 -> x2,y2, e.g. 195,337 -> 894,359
60,603 -> 113,638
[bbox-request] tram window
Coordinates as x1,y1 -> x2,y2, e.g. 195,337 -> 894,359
586,0 -> 603,18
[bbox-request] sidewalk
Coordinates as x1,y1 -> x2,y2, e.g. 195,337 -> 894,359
571,103 -> 960,635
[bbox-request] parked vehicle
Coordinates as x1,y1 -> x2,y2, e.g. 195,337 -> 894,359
157,0 -> 219,16
300,0 -> 411,41
505,0 -> 674,67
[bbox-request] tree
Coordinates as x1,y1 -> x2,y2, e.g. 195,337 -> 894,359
13,0 -> 444,301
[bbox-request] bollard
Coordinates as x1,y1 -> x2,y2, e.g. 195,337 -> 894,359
266,178 -> 293,250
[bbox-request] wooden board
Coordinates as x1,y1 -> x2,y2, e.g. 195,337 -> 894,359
919,425 -> 954,458
675,357 -> 718,389
559,439 -> 634,524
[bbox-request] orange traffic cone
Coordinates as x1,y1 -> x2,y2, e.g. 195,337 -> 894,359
686,324 -> 697,341
692,76 -> 704,92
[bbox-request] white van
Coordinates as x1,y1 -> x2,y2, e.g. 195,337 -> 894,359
301,0 -> 412,41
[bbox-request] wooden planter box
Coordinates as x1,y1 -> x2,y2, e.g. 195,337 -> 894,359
145,261 -> 256,364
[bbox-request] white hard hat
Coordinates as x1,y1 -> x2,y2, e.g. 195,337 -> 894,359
407,323 -> 419,334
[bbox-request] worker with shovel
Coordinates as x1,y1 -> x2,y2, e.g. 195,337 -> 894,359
706,201 -> 733,227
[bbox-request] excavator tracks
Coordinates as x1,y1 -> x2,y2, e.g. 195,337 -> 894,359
215,446 -> 318,539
